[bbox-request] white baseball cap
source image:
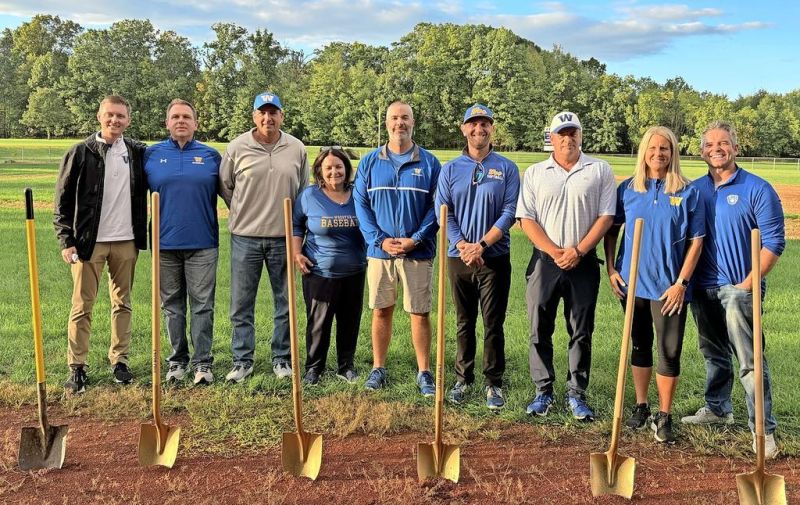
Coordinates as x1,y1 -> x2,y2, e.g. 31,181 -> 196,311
550,111 -> 582,133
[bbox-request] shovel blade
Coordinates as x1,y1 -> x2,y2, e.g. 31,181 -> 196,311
416,442 -> 461,483
18,424 -> 68,471
736,470 -> 787,505
282,431 -> 323,480
589,451 -> 636,499
138,423 -> 180,468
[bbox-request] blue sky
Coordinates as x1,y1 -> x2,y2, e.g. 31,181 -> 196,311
0,0 -> 797,98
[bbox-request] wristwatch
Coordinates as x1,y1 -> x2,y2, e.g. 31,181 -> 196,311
676,277 -> 689,288
479,239 -> 488,249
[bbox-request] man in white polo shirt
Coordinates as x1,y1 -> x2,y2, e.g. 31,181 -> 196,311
516,111 -> 616,421
54,95 -> 148,394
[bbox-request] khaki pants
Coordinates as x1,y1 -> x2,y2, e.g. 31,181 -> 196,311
68,240 -> 138,366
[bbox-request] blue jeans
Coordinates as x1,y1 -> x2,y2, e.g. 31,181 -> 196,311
230,234 -> 290,367
160,248 -> 218,366
690,284 -> 777,434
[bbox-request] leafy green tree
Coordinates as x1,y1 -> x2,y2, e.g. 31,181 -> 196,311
21,86 -> 72,139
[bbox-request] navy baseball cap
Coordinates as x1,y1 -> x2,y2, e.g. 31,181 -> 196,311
253,92 -> 283,111
463,104 -> 494,124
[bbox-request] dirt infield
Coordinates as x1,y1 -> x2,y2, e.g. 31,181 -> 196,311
2,409 -> 797,505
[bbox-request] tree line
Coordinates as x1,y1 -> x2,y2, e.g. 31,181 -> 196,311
2,15 -> 799,157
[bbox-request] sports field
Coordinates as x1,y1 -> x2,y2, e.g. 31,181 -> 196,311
0,139 -> 797,503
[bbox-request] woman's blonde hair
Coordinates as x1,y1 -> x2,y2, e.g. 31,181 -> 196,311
631,126 -> 689,194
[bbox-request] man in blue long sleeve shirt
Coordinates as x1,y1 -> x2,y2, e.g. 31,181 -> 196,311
435,104 -> 519,409
354,101 -> 441,396
682,121 -> 785,460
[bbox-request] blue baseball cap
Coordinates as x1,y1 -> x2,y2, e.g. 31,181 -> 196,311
253,92 -> 283,111
463,104 -> 494,124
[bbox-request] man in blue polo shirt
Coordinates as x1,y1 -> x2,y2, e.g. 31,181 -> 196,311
682,120 -> 785,459
144,99 -> 222,385
435,104 -> 519,409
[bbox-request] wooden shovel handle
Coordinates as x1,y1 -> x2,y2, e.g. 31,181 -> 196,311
283,198 -> 305,437
609,218 -> 644,454
151,192 -> 164,430
434,205 -> 447,445
751,229 -> 765,469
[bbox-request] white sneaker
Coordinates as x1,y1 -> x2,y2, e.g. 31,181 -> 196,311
753,433 -> 779,459
273,362 -> 292,379
165,362 -> 189,382
225,364 -> 253,383
194,364 -> 214,385
680,406 -> 734,425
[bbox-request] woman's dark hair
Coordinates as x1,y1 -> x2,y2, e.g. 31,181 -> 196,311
312,147 -> 354,188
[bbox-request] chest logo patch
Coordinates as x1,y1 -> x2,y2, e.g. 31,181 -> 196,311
727,194 -> 739,205
412,168 -> 423,177
160,158 -> 168,164
192,156 -> 205,165
669,196 -> 683,206
487,168 -> 504,180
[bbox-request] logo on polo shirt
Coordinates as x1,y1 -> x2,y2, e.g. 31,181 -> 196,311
160,158 -> 167,164
669,196 -> 683,206
412,168 -> 423,177
487,168 -> 504,180
727,194 -> 739,205
192,156 -> 205,165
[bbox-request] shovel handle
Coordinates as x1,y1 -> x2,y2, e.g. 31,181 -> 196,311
151,192 -> 164,429
751,229 -> 765,469
24,188 -> 46,386
284,198 -> 305,437
433,205 -> 448,445
609,218 -> 644,454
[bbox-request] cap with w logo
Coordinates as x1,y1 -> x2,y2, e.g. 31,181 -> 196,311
549,111 -> 582,133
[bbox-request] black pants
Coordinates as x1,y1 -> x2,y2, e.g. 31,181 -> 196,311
302,271 -> 365,374
448,254 -> 511,387
626,297 -> 687,377
525,249 -> 600,398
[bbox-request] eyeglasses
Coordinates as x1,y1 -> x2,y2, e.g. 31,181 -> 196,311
472,163 -> 485,185
319,145 -> 343,155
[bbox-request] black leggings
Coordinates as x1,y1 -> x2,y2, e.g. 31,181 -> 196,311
626,297 -> 687,377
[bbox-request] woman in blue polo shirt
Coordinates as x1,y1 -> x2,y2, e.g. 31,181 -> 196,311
604,126 -> 705,444
292,147 -> 367,385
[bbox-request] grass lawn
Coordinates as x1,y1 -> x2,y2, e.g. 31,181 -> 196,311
0,146 -> 798,459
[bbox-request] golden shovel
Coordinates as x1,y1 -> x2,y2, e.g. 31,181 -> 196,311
417,204 -> 460,483
735,228 -> 786,505
590,217 -> 644,499
18,188 -> 68,471
281,198 -> 323,479
138,192 -> 181,467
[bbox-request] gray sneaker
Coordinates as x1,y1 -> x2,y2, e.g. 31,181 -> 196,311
166,362 -> 189,382
680,406 -> 734,425
273,362 -> 292,379
225,363 -> 253,383
336,367 -> 359,383
753,432 -> 779,460
193,364 -> 214,385
448,381 -> 468,404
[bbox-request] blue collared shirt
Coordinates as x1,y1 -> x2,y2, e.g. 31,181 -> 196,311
614,178 -> 705,301
692,167 -> 785,291
435,149 -> 520,257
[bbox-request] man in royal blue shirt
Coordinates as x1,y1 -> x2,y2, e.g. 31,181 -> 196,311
435,104 -> 519,409
682,120 -> 785,459
144,99 -> 222,385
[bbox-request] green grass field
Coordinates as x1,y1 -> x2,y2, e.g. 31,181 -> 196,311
0,141 -> 798,459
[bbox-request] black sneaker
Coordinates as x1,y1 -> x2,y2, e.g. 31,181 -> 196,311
64,365 -> 87,394
303,368 -> 321,385
113,362 -> 134,384
652,411 -> 675,444
625,403 -> 651,429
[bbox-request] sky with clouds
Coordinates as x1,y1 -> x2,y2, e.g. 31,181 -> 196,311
0,0 -> 797,98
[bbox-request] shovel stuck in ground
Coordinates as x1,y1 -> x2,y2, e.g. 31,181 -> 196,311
138,192 -> 181,468
417,204 -> 460,483
281,198 -> 323,479
590,217 -> 644,499
735,228 -> 786,505
18,188 -> 68,471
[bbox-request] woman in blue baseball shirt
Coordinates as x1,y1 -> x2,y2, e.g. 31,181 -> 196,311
292,147 -> 367,385
604,126 -> 705,444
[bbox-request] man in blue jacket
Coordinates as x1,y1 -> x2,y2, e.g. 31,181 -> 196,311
435,104 -> 519,409
354,100 -> 441,396
144,99 -> 222,385
682,120 -> 785,459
